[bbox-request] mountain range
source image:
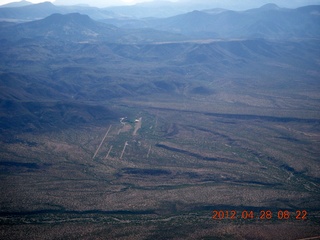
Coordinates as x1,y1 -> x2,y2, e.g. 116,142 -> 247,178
102,4 -> 320,40
0,12 -> 186,43
2,0 -> 320,18
1,3 -> 320,240
0,2 -> 116,21
0,0 -> 32,8
0,2 -> 319,131
1,3 -> 319,42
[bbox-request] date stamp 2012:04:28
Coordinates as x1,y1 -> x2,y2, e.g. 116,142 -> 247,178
212,210 -> 308,220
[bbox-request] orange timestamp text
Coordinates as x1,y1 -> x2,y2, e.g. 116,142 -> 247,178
212,210 -> 307,220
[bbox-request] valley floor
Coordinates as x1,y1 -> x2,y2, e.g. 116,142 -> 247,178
1,101 -> 319,239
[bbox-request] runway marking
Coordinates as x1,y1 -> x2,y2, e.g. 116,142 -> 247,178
296,236 -> 320,240
92,125 -> 112,160
120,141 -> 128,159
105,145 -> 113,159
147,145 -> 151,158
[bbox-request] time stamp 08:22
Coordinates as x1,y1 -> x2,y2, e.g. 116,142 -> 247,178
212,210 -> 308,220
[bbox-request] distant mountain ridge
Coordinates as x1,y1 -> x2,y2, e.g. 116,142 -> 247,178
0,2 -> 62,20
102,0 -> 320,18
0,0 -> 32,8
1,4 -> 319,43
0,12 -> 185,43
0,3 -> 319,131
0,12 -> 116,42
0,1 -> 116,21
102,4 -> 320,40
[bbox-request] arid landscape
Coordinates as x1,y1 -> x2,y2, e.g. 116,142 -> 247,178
0,1 -> 320,239
1,98 -> 319,239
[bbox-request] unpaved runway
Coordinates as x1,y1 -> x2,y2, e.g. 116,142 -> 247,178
92,125 -> 112,159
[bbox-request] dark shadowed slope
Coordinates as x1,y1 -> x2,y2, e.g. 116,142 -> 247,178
1,37 -> 319,131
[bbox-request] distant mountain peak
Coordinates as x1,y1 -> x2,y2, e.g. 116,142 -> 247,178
33,1 -> 55,7
203,8 -> 228,15
187,10 -> 210,16
42,12 -> 94,26
21,1 -> 57,10
47,12 -> 90,19
0,0 -> 32,8
12,12 -> 122,42
259,3 -> 280,10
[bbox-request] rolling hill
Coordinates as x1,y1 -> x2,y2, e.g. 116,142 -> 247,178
1,35 -> 319,131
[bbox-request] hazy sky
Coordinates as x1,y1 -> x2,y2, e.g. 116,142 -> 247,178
0,0 -> 319,8
0,0 -> 155,7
